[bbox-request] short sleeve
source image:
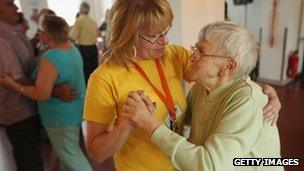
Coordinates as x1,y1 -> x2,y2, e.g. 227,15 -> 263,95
69,19 -> 81,41
83,74 -> 117,124
0,39 -> 24,79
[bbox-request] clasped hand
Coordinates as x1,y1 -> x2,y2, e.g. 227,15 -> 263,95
123,90 -> 161,136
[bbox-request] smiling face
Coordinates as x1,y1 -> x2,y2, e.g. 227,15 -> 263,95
185,21 -> 258,91
135,24 -> 170,60
0,0 -> 19,25
185,37 -> 230,88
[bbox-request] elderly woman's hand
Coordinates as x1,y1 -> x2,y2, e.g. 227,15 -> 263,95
261,84 -> 281,126
124,91 -> 161,136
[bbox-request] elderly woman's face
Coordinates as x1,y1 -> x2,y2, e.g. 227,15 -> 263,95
185,39 -> 228,83
136,25 -> 170,59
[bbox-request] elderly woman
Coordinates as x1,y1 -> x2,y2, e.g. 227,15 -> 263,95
0,15 -> 92,171
124,21 -> 283,171
82,0 -> 280,170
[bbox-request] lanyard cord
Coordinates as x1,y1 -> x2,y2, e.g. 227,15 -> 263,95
132,59 -> 177,121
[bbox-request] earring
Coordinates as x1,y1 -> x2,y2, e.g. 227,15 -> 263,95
124,45 -> 137,59
132,45 -> 137,58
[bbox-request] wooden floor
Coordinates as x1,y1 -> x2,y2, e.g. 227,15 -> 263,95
28,78 -> 304,170
274,78 -> 304,171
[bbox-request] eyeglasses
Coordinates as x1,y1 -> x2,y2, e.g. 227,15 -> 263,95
139,26 -> 171,44
190,45 -> 230,59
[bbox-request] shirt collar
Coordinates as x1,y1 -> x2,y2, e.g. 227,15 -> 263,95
207,75 -> 250,102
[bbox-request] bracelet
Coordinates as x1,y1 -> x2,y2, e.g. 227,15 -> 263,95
19,87 -> 24,93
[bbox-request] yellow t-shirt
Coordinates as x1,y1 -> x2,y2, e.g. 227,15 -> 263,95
83,44 -> 190,171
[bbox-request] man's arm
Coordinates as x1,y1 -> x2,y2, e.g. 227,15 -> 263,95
52,83 -> 77,101
1,59 -> 57,101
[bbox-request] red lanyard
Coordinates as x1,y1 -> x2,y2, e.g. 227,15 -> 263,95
132,59 -> 177,121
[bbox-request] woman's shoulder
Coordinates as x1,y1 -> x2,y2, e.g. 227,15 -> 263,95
41,50 -> 60,62
42,48 -> 65,57
43,45 -> 77,57
191,83 -> 206,93
90,62 -> 127,81
188,83 -> 207,102
163,44 -> 190,69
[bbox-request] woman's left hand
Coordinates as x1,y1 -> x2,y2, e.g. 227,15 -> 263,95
0,74 -> 18,90
261,84 -> 281,126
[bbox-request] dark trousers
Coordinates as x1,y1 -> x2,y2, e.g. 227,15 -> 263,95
6,115 -> 44,171
77,44 -> 99,83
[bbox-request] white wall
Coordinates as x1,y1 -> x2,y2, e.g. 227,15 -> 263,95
169,0 -> 224,93
227,0 -> 302,85
168,0 -> 182,45
47,0 -> 81,26
20,0 -> 48,39
86,0 -> 104,26
169,0 -> 224,48
226,0 -> 262,44
260,0 -> 302,83
226,0 -> 247,26
259,0 -> 285,82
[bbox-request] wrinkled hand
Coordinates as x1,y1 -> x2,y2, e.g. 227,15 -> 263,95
52,83 -> 77,102
0,74 -> 17,90
124,91 -> 153,126
136,90 -> 156,114
262,84 -> 281,126
124,91 -> 160,136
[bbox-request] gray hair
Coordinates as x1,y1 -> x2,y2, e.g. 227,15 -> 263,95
80,2 -> 90,14
199,21 -> 258,77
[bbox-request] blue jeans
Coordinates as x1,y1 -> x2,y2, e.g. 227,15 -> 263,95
44,125 -> 92,171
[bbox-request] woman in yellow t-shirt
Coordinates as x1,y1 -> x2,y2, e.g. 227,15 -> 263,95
82,1 -> 281,171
